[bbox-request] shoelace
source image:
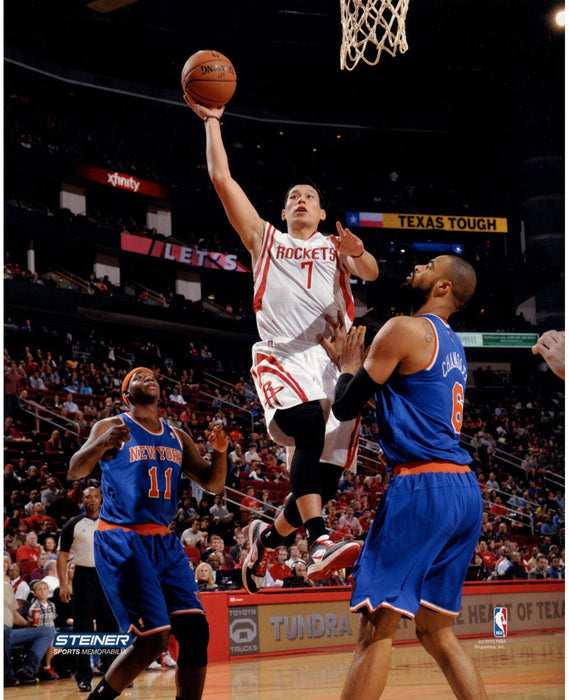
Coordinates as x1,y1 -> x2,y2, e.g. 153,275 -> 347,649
252,545 -> 273,575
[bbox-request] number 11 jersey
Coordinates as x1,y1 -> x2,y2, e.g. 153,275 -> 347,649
98,413 -> 184,526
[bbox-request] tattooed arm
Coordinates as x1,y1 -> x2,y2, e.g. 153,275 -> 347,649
361,316 -> 437,385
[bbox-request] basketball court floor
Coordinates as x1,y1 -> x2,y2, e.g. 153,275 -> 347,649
5,632 -> 564,699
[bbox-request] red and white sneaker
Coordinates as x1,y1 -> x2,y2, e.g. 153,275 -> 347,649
307,535 -> 361,581
241,519 -> 274,594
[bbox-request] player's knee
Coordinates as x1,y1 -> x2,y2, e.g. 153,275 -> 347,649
171,613 -> 209,668
275,401 -> 325,450
133,628 -> 170,658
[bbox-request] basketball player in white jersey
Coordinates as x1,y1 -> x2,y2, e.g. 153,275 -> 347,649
187,96 -> 379,591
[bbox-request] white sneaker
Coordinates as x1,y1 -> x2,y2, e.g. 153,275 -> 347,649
307,535 -> 361,581
147,661 -> 161,671
162,652 -> 177,667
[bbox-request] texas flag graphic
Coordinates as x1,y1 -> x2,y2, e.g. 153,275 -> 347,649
494,607 -> 508,637
346,212 -> 384,228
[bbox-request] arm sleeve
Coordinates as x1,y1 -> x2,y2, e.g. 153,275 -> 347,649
332,367 -> 381,422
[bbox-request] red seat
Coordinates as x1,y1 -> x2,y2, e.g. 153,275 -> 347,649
183,546 -> 201,565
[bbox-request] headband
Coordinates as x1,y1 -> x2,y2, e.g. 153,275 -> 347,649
121,366 -> 154,404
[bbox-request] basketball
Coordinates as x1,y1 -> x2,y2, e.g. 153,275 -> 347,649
181,50 -> 237,108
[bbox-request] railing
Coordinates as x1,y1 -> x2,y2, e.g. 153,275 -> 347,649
224,485 -> 277,523
461,432 -> 565,490
19,397 -> 80,438
201,373 -> 256,436
127,280 -> 167,307
48,267 -> 91,292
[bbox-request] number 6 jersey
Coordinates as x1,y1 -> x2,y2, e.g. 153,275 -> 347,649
375,313 -> 472,469
98,413 -> 184,526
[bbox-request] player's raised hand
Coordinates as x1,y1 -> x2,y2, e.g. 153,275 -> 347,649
330,221 -> 365,258
319,311 -> 348,368
184,94 -> 225,121
207,423 -> 229,453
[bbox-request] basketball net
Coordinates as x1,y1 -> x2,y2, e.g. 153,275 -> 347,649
340,0 -> 410,70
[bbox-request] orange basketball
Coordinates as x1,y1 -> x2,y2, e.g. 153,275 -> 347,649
181,50 -> 237,108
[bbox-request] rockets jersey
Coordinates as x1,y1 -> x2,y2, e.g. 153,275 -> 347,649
375,313 -> 472,469
98,413 -> 184,527
253,223 -> 355,343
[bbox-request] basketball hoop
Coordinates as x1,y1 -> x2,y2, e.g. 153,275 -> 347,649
340,0 -> 410,70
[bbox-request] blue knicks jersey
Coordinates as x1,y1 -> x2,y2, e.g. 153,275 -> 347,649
376,313 -> 471,469
98,413 -> 184,526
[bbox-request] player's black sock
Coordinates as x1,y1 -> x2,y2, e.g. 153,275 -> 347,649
260,525 -> 284,549
304,517 -> 327,547
87,678 -> 120,700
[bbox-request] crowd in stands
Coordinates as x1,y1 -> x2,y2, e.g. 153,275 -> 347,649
3,314 -> 564,683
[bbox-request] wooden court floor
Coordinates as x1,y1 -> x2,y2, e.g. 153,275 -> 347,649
5,633 -> 564,699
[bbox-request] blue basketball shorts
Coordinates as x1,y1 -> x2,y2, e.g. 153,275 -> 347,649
94,526 -> 204,635
350,466 -> 482,618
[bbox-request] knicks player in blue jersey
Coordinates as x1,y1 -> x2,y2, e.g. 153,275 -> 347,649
68,367 -> 228,700
320,255 -> 487,699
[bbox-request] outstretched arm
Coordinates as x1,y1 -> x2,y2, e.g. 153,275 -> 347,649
532,330 -> 565,380
68,417 -> 130,480
177,424 -> 229,494
185,96 -> 265,260
331,222 -> 379,281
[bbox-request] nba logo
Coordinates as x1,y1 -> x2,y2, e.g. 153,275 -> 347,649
494,607 -> 507,637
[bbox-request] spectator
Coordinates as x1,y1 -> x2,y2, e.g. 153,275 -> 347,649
61,393 -> 79,416
4,580 -> 54,686
465,553 -> 491,581
29,551 -> 51,582
16,531 -> 42,563
29,370 -> 47,391
40,560 -> 59,596
8,561 -> 31,606
44,429 -> 64,454
290,560 -> 314,587
528,554 -> 552,580
264,546 -> 291,587
358,508 -> 375,536
180,518 -> 208,549
174,496 -> 198,532
548,555 -> 563,579
240,485 -> 261,523
495,547 -> 513,579
486,472 -> 500,492
228,531 -> 247,563
338,505 -> 363,537
477,540 -> 496,571
168,385 -> 186,405
509,552 -> 528,580
338,471 -> 357,492
27,580 -> 58,680
40,478 -> 63,509
4,360 -> 26,418
195,562 -> 218,591
202,534 -> 235,569
209,494 -> 234,533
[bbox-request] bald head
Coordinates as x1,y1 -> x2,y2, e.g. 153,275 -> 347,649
441,255 -> 477,309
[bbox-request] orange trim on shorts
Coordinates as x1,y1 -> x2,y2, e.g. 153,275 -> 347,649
97,518 -> 172,536
394,461 -> 471,477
